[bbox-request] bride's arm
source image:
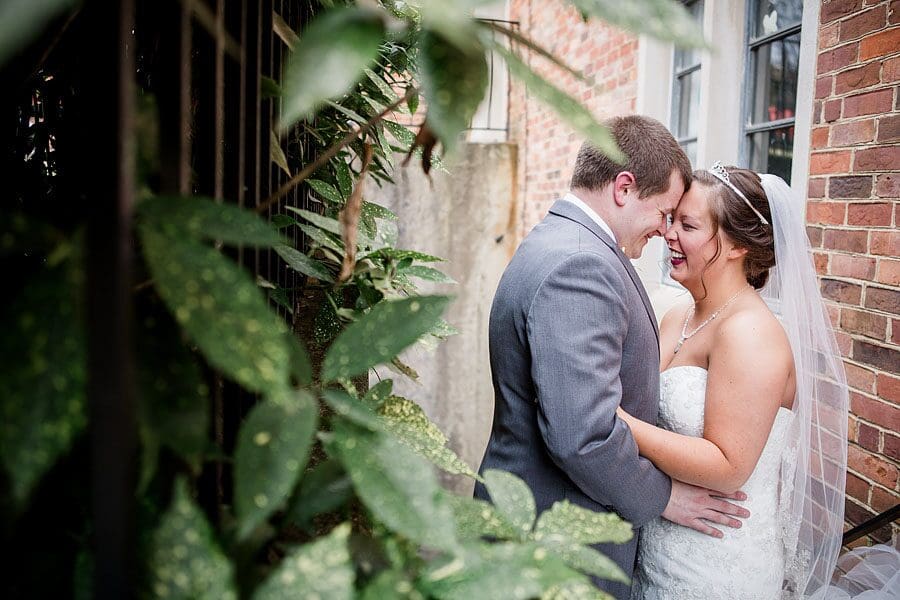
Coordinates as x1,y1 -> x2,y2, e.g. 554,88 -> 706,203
618,312 -> 792,493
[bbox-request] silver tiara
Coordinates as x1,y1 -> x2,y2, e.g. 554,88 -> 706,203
708,161 -> 769,225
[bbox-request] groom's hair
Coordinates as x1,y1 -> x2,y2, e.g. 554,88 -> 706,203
569,115 -> 692,198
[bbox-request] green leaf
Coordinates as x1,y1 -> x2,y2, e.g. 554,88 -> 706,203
322,389 -> 383,430
363,378 -> 393,409
284,333 -> 313,387
361,94 -> 389,116
298,223 -> 343,254
140,226 -> 291,396
271,133 -> 291,176
378,396 -> 478,478
322,296 -> 450,382
383,120 -> 416,148
400,265 -> 456,284
285,459 -> 353,528
325,100 -> 369,125
0,251 -> 86,505
269,287 -> 294,314
364,67 -> 400,102
234,392 -> 318,538
477,22 -> 586,83
542,581 -> 613,600
533,500 -> 633,545
374,125 -> 395,168
423,541 -> 584,600
429,319 -> 460,340
139,196 -> 285,247
407,88 -> 419,115
496,46 -> 623,163
568,0 -> 707,48
361,569 -> 418,600
137,305 -> 209,483
537,535 -> 629,584
287,207 -> 376,248
306,179 -> 344,204
147,479 -> 237,600
416,0 -> 486,49
0,0 -> 76,68
281,6 -> 385,128
272,214 -> 299,229
419,31 -> 488,150
362,200 -> 398,221
482,470 -> 536,538
252,523 -> 353,600
274,244 -> 335,283
327,421 -> 458,552
443,493 -> 521,541
360,248 -> 444,263
335,158 -> 353,198
261,76 -> 282,99
286,207 -> 343,236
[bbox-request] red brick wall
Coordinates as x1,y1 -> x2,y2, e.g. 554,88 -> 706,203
508,0 -> 638,238
809,0 -> 899,545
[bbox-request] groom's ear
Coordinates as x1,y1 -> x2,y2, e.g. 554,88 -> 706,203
613,171 -> 636,207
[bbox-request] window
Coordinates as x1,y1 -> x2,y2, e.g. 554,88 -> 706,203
670,0 -> 704,166
743,0 -> 803,183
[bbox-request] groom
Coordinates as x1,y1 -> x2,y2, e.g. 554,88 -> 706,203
474,115 -> 747,598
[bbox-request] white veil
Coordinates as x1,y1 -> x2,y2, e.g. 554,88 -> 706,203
756,174 -> 849,598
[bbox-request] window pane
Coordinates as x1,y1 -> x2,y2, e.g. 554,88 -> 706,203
680,140 -> 697,167
675,0 -> 705,69
752,0 -> 802,38
675,70 -> 701,139
748,33 -> 800,124
747,126 -> 794,183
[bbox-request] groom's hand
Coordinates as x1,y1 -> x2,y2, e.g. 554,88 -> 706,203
662,480 -> 750,538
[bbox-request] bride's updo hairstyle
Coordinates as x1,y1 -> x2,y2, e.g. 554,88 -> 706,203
693,166 -> 775,289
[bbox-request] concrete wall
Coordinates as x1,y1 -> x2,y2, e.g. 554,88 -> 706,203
368,142 -> 518,494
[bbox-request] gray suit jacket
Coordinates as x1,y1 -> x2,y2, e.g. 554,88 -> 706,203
474,200 -> 672,598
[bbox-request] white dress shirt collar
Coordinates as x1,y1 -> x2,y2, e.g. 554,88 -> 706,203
562,192 -> 617,243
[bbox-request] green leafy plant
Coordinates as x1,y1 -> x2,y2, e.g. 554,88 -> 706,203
2,0 -> 705,597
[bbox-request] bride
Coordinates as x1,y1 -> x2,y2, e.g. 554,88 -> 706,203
618,163 -> 852,599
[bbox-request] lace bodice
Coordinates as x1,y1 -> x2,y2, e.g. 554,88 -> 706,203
631,366 -> 795,600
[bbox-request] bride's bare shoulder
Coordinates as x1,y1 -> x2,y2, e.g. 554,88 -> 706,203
715,299 -> 792,368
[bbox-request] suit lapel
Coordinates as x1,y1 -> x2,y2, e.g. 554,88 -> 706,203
548,200 -> 660,342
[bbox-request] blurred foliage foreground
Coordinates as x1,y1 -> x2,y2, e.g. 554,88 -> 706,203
0,0 -> 704,597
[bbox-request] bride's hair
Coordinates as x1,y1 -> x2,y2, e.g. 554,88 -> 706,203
693,166 -> 776,289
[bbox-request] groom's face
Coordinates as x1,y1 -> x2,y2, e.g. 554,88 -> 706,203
619,170 -> 684,259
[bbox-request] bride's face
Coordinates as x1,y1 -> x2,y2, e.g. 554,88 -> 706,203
664,184 -> 724,286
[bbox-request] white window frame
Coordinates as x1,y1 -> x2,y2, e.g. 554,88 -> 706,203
634,0 -> 818,320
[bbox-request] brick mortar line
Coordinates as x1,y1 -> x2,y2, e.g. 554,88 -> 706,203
845,464 -> 900,494
821,84 -> 900,100
851,412 -> 900,436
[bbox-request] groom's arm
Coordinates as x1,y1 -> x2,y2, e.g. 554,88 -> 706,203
527,252 -> 671,528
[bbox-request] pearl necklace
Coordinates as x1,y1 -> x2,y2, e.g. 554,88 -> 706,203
673,286 -> 751,354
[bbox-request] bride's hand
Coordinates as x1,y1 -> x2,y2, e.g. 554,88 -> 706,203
616,406 -> 632,422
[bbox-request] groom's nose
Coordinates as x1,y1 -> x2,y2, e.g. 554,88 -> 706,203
655,216 -> 668,237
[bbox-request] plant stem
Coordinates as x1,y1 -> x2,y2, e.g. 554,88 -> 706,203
254,87 -> 416,216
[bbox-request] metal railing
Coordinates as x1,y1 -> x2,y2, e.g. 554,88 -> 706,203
842,503 -> 900,546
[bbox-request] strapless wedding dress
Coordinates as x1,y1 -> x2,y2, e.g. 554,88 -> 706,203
631,366 -> 795,600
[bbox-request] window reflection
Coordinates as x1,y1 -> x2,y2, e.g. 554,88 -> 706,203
744,0 -> 802,181
753,0 -> 803,38
748,126 -> 795,183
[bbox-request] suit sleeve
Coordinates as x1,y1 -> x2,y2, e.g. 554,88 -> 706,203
526,251 -> 671,527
